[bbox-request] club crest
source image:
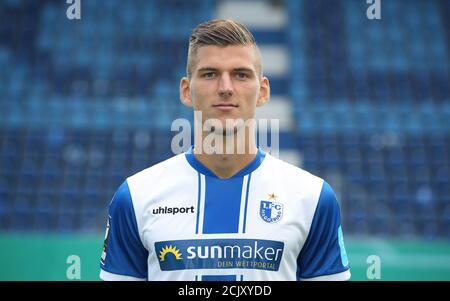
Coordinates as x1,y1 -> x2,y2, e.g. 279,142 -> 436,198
260,199 -> 283,223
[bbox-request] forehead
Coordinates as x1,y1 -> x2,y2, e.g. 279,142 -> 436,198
193,45 -> 259,72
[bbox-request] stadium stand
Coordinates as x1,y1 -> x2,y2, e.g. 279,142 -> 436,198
0,0 -> 448,239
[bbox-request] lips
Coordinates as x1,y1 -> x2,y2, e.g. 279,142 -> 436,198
213,103 -> 238,111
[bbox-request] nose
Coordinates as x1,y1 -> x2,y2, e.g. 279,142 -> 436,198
218,73 -> 233,98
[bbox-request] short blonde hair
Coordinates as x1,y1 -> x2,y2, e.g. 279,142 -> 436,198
186,19 -> 262,78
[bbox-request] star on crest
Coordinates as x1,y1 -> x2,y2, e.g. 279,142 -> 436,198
268,192 -> 278,200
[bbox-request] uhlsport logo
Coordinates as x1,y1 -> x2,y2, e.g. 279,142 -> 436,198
260,193 -> 283,223
155,239 -> 284,272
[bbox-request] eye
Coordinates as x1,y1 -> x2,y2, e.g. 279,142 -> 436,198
202,72 -> 216,79
236,72 -> 249,80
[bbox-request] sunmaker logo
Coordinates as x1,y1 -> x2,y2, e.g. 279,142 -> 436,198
159,245 -> 183,261
155,239 -> 284,272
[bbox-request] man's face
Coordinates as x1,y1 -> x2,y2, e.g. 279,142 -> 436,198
180,45 -> 270,133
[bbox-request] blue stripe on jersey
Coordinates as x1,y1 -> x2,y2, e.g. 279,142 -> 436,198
185,145 -> 267,283
185,145 -> 266,235
296,181 -> 350,280
101,180 -> 148,279
203,176 -> 243,234
242,173 -> 252,233
202,275 -> 236,281
195,172 -> 201,234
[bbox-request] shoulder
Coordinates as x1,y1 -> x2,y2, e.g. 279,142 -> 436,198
123,152 -> 196,212
127,152 -> 190,188
261,153 -> 337,218
109,152 -> 192,230
262,153 -> 325,193
109,180 -> 133,211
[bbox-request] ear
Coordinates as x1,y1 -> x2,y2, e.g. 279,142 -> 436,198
180,77 -> 193,108
256,76 -> 270,107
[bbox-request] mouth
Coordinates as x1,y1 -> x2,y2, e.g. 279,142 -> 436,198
212,103 -> 239,111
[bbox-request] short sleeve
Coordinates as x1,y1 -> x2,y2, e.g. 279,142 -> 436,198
99,180 -> 148,280
296,181 -> 351,280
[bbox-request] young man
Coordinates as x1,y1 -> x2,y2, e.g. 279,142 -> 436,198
99,19 -> 350,281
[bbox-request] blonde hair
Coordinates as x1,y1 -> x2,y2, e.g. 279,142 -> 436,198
186,19 -> 262,78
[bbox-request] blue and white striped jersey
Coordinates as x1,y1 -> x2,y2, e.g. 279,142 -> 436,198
100,146 -> 350,281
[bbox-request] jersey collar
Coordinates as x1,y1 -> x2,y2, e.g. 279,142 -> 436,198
184,145 -> 266,179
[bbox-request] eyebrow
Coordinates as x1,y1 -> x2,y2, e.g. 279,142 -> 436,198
197,67 -> 255,73
197,67 -> 218,73
233,68 -> 254,73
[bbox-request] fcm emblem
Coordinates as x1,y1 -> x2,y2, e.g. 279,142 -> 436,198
260,193 -> 283,223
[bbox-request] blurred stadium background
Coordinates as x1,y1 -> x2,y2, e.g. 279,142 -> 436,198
0,0 -> 449,280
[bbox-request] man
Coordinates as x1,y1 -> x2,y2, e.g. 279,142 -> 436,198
99,19 -> 350,281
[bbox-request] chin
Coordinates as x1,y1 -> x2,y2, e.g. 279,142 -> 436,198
222,125 -> 239,136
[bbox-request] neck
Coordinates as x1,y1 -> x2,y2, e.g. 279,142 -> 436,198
193,127 -> 258,179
